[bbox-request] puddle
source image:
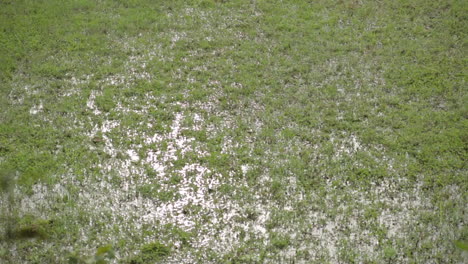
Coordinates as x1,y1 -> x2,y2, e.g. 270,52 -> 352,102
86,90 -> 102,115
29,102 -> 43,115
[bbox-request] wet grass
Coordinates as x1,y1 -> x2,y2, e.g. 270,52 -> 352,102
1,0 -> 467,263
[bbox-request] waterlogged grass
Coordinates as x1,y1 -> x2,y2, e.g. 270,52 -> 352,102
1,0 -> 467,263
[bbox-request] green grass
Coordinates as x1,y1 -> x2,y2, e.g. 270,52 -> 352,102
129,241 -> 171,264
1,0 -> 467,263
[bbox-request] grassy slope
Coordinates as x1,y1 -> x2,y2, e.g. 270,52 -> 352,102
1,0 -> 467,263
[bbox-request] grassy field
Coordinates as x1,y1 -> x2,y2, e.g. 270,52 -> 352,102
0,0 -> 467,263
